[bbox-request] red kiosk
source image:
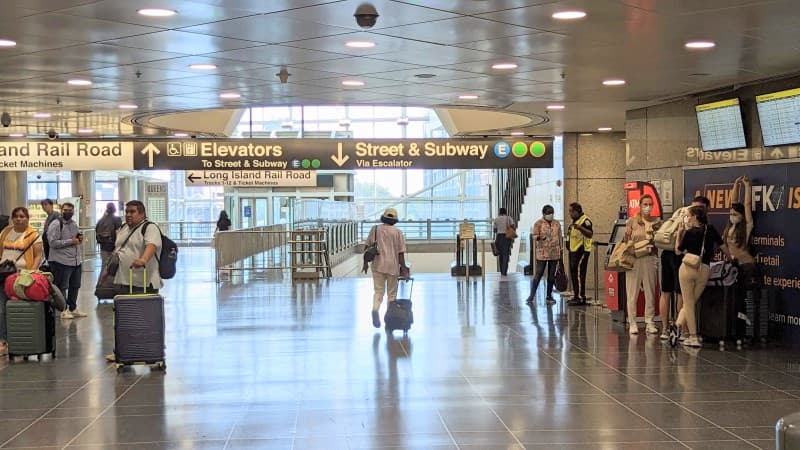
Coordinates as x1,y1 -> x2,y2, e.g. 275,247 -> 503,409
604,181 -> 663,324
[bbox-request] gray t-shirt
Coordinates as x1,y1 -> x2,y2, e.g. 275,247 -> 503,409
113,221 -> 163,289
494,215 -> 515,234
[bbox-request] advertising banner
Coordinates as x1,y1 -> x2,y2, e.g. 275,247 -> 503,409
684,162 -> 800,344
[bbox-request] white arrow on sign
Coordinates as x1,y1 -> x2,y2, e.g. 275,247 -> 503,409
770,148 -> 785,159
331,142 -> 349,167
141,143 -> 161,168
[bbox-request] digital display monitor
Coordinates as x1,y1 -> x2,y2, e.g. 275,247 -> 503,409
695,98 -> 747,151
756,87 -> 800,147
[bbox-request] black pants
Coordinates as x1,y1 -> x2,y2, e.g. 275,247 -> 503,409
530,259 -> 558,299
50,261 -> 82,312
569,249 -> 590,301
495,233 -> 512,275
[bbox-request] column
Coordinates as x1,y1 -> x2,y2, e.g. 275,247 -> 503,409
332,173 -> 354,202
118,176 -> 134,206
71,171 -> 95,228
0,172 -> 28,216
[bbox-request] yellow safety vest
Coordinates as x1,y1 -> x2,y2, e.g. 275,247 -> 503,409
569,214 -> 593,252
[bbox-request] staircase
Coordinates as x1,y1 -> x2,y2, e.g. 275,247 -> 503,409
508,172 -> 537,273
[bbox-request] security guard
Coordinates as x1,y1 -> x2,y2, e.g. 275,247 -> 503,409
567,202 -> 593,306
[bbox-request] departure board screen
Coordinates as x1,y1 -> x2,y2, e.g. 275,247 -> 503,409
756,87 -> 800,146
695,98 -> 747,151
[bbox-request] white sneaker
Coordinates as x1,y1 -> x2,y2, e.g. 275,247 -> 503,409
683,336 -> 701,347
646,323 -> 659,335
659,332 -> 669,340
61,310 -> 74,319
629,326 -> 639,335
71,309 -> 87,317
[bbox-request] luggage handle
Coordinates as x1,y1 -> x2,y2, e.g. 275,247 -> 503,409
129,267 -> 148,294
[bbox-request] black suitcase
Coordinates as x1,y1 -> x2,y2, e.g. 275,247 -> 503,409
113,269 -> 166,372
6,300 -> 56,360
384,279 -> 413,333
699,285 -> 745,345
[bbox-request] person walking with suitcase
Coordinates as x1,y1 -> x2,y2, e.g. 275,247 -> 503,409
0,207 -> 44,355
366,208 -> 408,329
525,205 -> 562,306
105,200 -> 163,362
95,202 -> 122,272
675,206 -> 728,347
47,202 -> 87,319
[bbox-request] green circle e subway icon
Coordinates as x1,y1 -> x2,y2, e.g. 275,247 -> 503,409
530,141 -> 546,158
504,140 -> 547,159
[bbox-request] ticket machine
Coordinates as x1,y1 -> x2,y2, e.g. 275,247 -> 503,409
604,181 -> 662,324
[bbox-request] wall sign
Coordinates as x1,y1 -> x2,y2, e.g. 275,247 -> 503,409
0,141 -> 133,171
185,170 -> 317,187
685,163 -> 800,344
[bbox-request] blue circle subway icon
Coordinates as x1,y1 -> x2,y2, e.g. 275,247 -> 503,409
493,141 -> 511,158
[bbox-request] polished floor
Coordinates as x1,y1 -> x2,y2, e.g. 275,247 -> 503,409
0,248 -> 796,449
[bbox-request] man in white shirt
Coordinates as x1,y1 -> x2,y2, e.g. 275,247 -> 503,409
366,208 -> 408,328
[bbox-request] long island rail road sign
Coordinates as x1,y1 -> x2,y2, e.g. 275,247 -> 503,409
0,138 -> 553,171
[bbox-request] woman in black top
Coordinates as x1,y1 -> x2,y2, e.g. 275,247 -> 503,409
215,211 -> 231,233
675,206 -> 728,347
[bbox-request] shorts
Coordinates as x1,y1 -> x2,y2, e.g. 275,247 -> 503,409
660,250 -> 682,294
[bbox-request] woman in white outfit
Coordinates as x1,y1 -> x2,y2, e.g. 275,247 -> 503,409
623,195 -> 660,335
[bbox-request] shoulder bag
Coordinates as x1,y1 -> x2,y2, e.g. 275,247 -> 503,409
504,216 -> 517,239
104,223 -> 144,278
607,240 -> 635,271
682,225 -> 707,269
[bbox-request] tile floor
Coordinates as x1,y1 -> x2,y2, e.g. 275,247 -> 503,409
0,248 -> 795,449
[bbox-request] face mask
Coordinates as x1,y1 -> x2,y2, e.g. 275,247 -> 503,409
62,212 -> 74,221
544,214 -> 554,221
641,206 -> 652,216
730,215 -> 741,224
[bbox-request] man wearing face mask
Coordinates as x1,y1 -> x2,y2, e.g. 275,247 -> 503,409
47,202 -> 87,319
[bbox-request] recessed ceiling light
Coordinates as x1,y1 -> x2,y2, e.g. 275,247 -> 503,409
597,127 -> 613,131
137,8 -> 177,17
546,104 -> 565,110
458,94 -> 479,100
491,62 -> 518,70
219,92 -> 241,99
78,128 -> 93,134
602,79 -> 626,86
9,133 -> 24,137
174,132 -> 189,137
685,40 -> 716,49
510,131 -> 525,136
580,133 -> 593,136
414,73 -> 437,79
342,80 -> 365,87
33,112 -> 51,119
190,63 -> 218,70
119,104 -> 139,109
67,79 -> 92,86
0,39 -> 16,47
552,10 -> 587,20
345,41 -> 376,48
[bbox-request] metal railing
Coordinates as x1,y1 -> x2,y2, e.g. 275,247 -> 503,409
358,219 -> 494,241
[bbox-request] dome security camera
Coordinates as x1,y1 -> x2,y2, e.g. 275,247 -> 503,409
1,112 -> 10,127
354,3 -> 379,29
47,129 -> 59,140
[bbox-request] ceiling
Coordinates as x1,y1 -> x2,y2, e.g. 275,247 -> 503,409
1,0 -> 799,137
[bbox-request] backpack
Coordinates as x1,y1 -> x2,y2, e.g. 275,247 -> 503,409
0,215 -> 8,230
95,214 -> 119,244
707,261 -> 738,287
654,207 -> 687,251
141,222 -> 178,280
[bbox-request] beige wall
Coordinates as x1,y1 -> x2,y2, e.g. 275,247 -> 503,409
625,74 -> 800,204
564,131 -> 627,293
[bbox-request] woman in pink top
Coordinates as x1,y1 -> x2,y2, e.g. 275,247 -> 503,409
525,205 -> 563,306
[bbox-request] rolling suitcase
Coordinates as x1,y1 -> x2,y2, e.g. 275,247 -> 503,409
113,269 -> 166,372
384,278 -> 413,333
6,300 -> 56,360
698,285 -> 745,346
